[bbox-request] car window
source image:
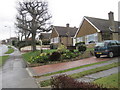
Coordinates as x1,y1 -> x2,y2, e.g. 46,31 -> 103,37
109,41 -> 117,46
95,42 -> 104,47
116,41 -> 120,45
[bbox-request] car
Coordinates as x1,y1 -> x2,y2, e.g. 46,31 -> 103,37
94,40 -> 120,58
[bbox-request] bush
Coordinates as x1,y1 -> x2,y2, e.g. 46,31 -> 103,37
49,52 -> 61,61
42,40 -> 50,45
67,46 -> 76,52
78,45 -> 87,53
16,40 -> 40,49
51,74 -> 108,89
57,44 -> 67,53
61,51 -> 77,59
75,42 -> 85,47
30,53 -> 49,63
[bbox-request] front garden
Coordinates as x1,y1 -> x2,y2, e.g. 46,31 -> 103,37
22,42 -> 94,66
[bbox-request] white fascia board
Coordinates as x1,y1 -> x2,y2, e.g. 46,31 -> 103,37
54,27 -> 59,37
84,17 -> 101,32
74,17 -> 85,38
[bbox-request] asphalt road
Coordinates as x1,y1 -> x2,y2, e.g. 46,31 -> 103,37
1,46 -> 38,88
0,44 -> 8,56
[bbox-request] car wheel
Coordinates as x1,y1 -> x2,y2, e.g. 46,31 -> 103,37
108,52 -> 114,58
95,55 -> 100,58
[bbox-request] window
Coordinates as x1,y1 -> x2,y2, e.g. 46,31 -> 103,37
85,33 -> 98,44
76,37 -> 83,43
53,37 -> 59,43
50,38 -> 54,43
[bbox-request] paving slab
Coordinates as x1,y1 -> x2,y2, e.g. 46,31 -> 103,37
77,66 -> 120,82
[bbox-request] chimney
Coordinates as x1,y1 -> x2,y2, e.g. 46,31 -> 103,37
108,11 -> 115,31
108,11 -> 118,40
66,23 -> 69,27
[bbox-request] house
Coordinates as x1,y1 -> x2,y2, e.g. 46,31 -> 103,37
39,33 -> 51,45
1,40 -> 6,44
75,11 -> 120,44
6,37 -> 18,45
50,24 -> 78,48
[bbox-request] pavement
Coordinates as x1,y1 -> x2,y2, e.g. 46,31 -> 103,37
28,56 -> 112,77
77,66 -> 119,82
1,46 -> 38,88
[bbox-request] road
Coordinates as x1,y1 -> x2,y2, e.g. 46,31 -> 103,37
1,46 -> 38,88
0,44 -> 8,56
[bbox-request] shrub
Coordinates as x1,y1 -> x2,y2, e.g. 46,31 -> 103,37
49,52 -> 61,61
78,45 -> 87,53
42,40 -> 50,45
75,42 -> 85,47
61,51 -> 77,59
51,74 -> 108,89
57,44 -> 67,53
67,46 -> 76,52
30,53 -> 49,63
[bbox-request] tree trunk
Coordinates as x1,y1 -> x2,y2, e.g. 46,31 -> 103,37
32,32 -> 36,51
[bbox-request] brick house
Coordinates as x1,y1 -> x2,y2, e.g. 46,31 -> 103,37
50,24 -> 78,48
75,12 -> 120,44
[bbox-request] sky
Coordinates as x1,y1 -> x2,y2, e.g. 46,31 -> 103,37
0,0 -> 119,40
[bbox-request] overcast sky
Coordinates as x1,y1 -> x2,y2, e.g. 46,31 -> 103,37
0,0 -> 119,40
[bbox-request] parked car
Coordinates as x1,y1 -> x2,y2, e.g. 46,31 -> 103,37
94,40 -> 120,58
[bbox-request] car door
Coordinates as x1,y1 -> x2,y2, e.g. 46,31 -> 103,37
109,41 -> 118,56
116,41 -> 120,55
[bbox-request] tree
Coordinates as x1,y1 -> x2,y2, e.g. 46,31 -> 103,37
15,0 -> 52,51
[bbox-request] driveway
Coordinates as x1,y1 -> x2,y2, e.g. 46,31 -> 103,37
28,56 -> 113,76
1,47 -> 38,88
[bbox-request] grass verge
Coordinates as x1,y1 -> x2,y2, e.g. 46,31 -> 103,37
0,55 -> 9,66
94,72 -> 120,88
5,46 -> 14,54
40,62 -> 120,87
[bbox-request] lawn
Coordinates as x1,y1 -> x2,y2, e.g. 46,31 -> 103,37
0,55 -> 9,67
5,46 -> 14,54
22,49 -> 56,62
94,72 -> 120,88
40,62 -> 120,87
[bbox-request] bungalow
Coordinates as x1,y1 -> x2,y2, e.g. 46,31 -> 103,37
39,33 -> 51,45
50,24 -> 78,48
75,11 -> 120,44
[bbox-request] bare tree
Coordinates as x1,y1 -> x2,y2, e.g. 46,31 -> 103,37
15,0 -> 52,51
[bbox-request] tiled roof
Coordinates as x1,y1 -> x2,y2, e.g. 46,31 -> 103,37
85,16 -> 120,32
54,26 -> 78,37
40,33 -> 51,39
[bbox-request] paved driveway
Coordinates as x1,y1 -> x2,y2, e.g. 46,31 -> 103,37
29,56 -> 113,76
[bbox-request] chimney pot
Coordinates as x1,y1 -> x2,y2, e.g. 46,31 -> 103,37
66,23 -> 69,27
